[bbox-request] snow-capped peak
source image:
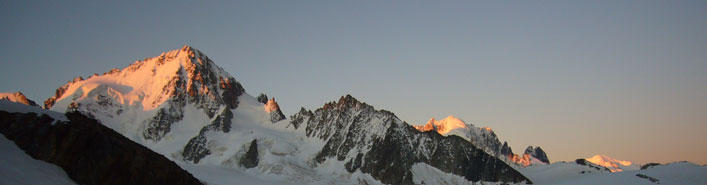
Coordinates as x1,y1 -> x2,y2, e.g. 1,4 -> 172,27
434,115 -> 468,135
585,155 -> 640,172
0,92 -> 38,106
413,115 -> 469,135
46,45 -> 242,111
411,115 -> 552,167
44,45 -> 246,144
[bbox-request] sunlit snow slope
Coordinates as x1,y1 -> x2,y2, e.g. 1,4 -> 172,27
585,154 -> 640,172
0,92 -> 38,106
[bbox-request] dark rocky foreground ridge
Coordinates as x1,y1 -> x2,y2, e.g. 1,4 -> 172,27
0,110 -> 203,185
292,95 -> 532,184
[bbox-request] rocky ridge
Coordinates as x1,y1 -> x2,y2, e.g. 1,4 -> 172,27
292,95 -> 532,184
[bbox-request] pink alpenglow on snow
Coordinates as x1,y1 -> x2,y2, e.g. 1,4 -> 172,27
585,155 -> 641,172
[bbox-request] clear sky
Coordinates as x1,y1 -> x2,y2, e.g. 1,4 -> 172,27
2,1 -> 706,165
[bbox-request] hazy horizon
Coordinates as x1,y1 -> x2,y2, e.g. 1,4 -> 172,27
2,1 -> 706,165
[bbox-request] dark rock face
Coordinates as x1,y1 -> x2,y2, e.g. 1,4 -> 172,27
641,163 -> 661,170
524,146 -> 550,164
576,159 -> 611,172
182,132 -> 210,163
289,107 -> 312,129
219,76 -> 244,110
500,141 -> 513,156
576,158 -> 587,165
181,46 -> 239,116
0,111 -> 203,185
182,109 -> 234,163
143,99 -> 185,141
240,139 -> 259,168
257,93 -> 268,104
269,109 -> 286,123
291,95 -> 531,185
636,174 -> 660,183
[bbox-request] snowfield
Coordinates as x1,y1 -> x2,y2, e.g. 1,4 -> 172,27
585,154 -> 641,172
521,161 -> 707,185
0,134 -> 76,185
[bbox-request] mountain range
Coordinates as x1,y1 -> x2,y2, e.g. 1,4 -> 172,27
1,46 -> 704,185
412,115 -> 550,167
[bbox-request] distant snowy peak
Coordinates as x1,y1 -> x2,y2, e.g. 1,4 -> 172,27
413,116 -> 498,151
412,116 -> 504,155
412,116 -> 551,167
432,116 -> 468,135
0,92 -> 38,106
413,115 -> 470,137
585,155 -> 640,172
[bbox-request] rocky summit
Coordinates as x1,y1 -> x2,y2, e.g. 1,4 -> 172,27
293,95 -> 531,184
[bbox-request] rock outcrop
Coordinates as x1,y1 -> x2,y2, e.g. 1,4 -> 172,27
0,110 -> 203,185
240,139 -> 259,168
524,146 -> 550,164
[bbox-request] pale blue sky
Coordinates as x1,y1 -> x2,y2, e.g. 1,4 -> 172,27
2,0 -> 706,164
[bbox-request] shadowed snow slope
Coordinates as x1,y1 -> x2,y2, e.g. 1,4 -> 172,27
522,161 -> 706,185
0,101 -> 67,121
0,134 -> 76,185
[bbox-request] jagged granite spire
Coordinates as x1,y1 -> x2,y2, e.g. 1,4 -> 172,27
265,97 -> 286,122
525,146 -> 550,164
